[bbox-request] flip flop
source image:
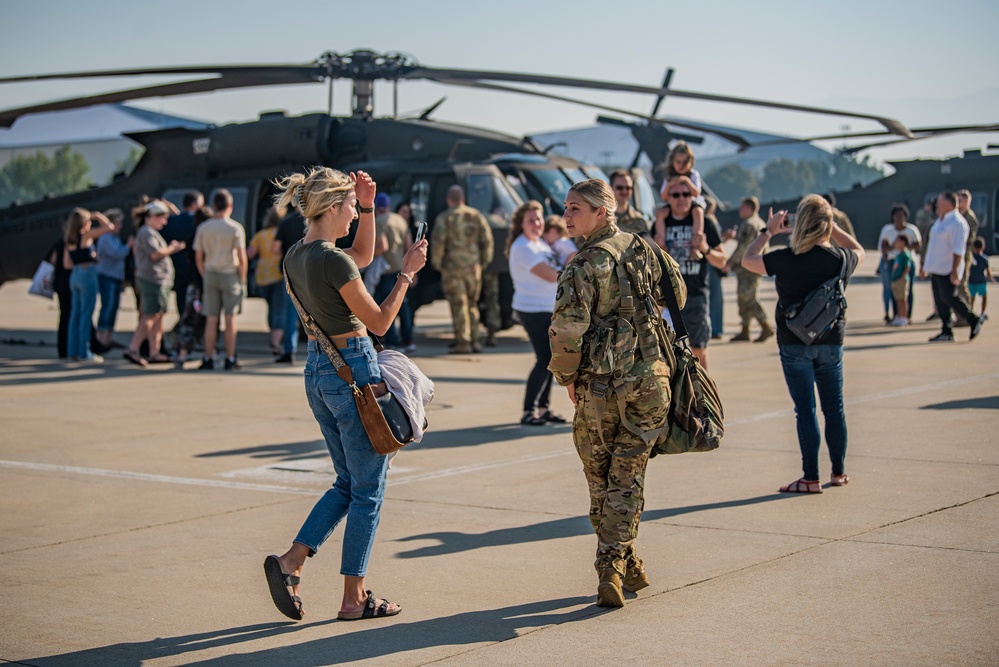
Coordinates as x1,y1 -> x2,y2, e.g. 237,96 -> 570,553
123,350 -> 148,367
263,555 -> 303,620
337,590 -> 401,621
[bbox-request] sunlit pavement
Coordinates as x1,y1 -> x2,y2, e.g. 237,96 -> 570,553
1,253 -> 996,666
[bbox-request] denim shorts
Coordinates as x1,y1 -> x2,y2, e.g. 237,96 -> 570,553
680,291 -> 711,348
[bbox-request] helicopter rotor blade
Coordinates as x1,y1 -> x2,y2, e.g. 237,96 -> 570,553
407,66 -> 913,138
433,77 -> 751,150
748,122 -> 999,149
0,68 -> 325,127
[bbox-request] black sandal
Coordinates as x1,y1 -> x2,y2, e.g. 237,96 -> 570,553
263,555 -> 304,620
337,590 -> 401,620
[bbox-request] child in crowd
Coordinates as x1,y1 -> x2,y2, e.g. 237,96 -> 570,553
968,236 -> 995,318
542,215 -> 577,269
660,141 -> 705,260
889,235 -> 913,326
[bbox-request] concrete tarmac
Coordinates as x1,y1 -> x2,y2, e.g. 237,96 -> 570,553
0,256 -> 996,666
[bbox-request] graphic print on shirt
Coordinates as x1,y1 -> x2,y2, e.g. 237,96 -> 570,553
663,223 -> 698,275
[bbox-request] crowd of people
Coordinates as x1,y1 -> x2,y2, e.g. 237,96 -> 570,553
40,151 -> 993,619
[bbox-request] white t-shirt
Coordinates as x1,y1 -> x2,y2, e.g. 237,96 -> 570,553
923,211 -> 969,276
510,235 -> 557,313
877,222 -> 922,260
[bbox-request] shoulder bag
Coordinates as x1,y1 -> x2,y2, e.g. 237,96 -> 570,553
782,249 -> 849,345
283,269 -> 422,456
28,260 -> 55,299
646,239 -> 725,456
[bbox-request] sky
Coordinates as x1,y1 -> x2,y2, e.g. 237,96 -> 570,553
2,0 -> 998,165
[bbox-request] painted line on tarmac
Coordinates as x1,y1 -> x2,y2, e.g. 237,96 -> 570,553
2,372 -> 995,496
728,371 -> 999,425
0,460 -> 318,496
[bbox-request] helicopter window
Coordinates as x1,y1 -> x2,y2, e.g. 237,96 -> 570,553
465,172 -> 519,222
632,174 -> 658,220
409,180 -> 431,225
505,174 -> 529,202
563,168 -> 588,184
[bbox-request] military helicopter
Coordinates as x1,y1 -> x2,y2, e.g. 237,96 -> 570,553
0,49 -> 917,310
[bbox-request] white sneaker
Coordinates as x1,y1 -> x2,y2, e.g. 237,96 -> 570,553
888,317 -> 906,327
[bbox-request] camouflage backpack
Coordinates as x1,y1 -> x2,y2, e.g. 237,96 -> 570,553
587,233 -> 724,456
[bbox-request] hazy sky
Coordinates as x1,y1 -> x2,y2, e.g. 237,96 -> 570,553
2,0 -> 997,163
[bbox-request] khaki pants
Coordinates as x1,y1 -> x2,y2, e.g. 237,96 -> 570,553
441,266 -> 482,345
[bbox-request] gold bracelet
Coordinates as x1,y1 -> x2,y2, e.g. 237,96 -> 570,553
397,272 -> 414,284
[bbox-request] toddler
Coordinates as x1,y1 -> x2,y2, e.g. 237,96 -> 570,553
968,236 -> 995,318
889,235 -> 913,326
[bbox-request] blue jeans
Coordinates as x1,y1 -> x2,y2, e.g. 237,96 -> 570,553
281,289 -> 300,355
778,344 -> 847,481
97,274 -> 122,332
258,281 -> 286,331
878,257 -> 893,317
295,338 -> 388,577
69,265 -> 99,359
374,273 -> 414,346
709,266 -> 724,336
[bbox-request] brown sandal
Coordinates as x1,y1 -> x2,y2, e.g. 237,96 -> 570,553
779,478 -> 823,494
829,474 -> 850,486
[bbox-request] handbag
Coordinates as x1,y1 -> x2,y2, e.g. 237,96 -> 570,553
648,241 -> 725,456
782,249 -> 849,345
28,260 -> 55,299
283,269 -> 419,455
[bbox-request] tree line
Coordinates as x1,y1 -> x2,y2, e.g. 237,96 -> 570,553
0,145 -> 142,208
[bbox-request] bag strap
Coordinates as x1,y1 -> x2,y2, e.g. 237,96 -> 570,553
282,259 -> 359,393
643,237 -> 690,344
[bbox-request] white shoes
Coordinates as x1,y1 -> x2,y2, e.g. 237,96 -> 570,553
888,317 -> 910,327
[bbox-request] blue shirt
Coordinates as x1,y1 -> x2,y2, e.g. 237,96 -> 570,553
95,234 -> 130,281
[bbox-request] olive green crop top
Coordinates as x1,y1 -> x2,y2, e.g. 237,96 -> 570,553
283,240 -> 363,336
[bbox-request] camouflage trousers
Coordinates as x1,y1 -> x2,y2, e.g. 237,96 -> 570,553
734,267 -> 768,328
957,249 -> 974,305
481,271 -> 501,334
441,266 -> 482,345
573,361 -> 671,575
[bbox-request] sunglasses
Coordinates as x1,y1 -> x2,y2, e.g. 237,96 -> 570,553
614,185 -> 633,192
669,192 -> 692,199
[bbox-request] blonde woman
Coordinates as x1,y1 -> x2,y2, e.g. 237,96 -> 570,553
263,167 -> 427,622
550,179 -> 682,607
741,195 -> 865,493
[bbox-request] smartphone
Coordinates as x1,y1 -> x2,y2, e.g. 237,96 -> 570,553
415,221 -> 427,242
785,212 -> 796,229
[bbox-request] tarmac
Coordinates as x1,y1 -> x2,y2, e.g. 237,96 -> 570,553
0,252 -> 996,666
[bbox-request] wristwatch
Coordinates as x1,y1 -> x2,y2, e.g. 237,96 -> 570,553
357,204 -> 374,214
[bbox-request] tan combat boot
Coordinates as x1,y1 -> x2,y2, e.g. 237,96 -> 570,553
623,559 -> 650,593
730,326 -> 751,342
755,322 -> 775,343
449,342 -> 473,354
596,569 -> 625,607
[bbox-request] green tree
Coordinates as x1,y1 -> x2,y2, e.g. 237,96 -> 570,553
826,153 -> 886,190
114,145 -> 144,178
703,163 -> 760,206
760,158 -> 820,201
0,145 -> 90,206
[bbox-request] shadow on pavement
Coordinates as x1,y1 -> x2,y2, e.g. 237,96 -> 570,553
21,597 -> 594,666
407,421 -> 572,450
195,440 -> 326,462
922,395 -> 999,410
394,493 -> 790,558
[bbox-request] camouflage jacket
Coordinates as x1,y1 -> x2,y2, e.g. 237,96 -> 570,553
615,205 -> 651,236
429,204 -> 494,271
730,214 -> 766,267
548,224 -> 686,387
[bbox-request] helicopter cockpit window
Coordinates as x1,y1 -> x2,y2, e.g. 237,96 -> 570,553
504,174 -> 528,202
526,168 -> 575,214
465,172 -> 518,222
632,174 -> 658,221
409,180 -> 430,225
563,167 -> 588,184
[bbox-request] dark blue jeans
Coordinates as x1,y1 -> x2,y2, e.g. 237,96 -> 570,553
778,344 -> 847,481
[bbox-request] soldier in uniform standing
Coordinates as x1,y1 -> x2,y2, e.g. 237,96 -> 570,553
609,169 -> 651,236
956,189 -> 980,309
723,196 -> 774,342
430,185 -> 494,354
549,179 -> 685,608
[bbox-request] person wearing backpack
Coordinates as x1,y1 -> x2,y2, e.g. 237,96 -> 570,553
549,179 -> 686,608
741,195 -> 865,494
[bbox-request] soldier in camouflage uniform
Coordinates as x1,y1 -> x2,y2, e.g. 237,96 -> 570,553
609,169 -> 651,236
481,212 -> 510,346
430,185 -> 494,353
549,179 -> 686,608
956,190 -> 980,308
723,196 -> 774,342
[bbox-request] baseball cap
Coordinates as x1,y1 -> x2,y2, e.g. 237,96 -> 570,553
145,201 -> 171,216
374,193 -> 391,209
